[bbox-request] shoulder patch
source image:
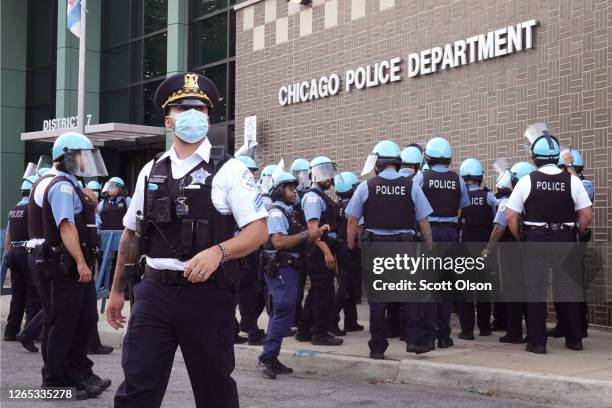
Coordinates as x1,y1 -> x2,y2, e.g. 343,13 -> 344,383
59,184 -> 74,195
269,210 -> 283,218
240,168 -> 257,191
253,193 -> 264,211
306,195 -> 318,204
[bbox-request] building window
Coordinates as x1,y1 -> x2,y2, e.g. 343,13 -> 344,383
189,0 -> 236,152
100,0 -> 168,127
25,0 -> 58,131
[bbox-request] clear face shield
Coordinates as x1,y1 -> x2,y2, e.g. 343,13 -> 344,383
360,154 -> 378,176
493,158 -> 511,190
63,149 -> 109,178
35,155 -> 52,173
260,175 -> 273,194
22,162 -> 37,180
108,182 -> 123,196
295,170 -> 311,189
311,162 -> 337,183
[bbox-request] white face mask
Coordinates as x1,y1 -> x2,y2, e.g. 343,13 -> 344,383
399,167 -> 416,176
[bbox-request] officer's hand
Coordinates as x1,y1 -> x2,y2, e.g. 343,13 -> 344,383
106,291 -> 126,330
77,261 -> 92,283
481,247 -> 491,259
184,245 -> 223,283
324,252 -> 336,270
83,188 -> 99,205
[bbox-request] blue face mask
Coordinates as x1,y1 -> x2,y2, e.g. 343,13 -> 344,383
173,109 -> 209,143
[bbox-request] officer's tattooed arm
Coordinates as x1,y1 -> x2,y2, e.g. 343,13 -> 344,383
505,209 -> 521,241
346,216 -> 359,249
111,228 -> 138,294
482,224 -> 506,257
417,218 -> 433,250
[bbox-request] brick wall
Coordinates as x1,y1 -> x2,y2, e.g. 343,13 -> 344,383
234,0 -> 612,327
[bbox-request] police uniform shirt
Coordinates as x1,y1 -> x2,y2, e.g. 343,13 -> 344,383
493,196 -> 510,227
45,171 -> 84,227
467,184 -> 498,220
123,138 -> 268,271
505,164 -> 592,226
345,167 -> 433,235
413,164 -> 470,223
301,184 -> 328,222
267,201 -> 293,236
582,179 -> 594,202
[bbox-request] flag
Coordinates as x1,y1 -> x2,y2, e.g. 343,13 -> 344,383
67,0 -> 81,37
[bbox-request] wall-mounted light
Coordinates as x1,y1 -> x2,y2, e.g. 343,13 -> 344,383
287,0 -> 312,5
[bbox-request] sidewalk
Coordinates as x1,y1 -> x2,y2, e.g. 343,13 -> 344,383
2,296 -> 611,406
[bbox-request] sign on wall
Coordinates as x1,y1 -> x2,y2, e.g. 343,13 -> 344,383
278,20 -> 537,106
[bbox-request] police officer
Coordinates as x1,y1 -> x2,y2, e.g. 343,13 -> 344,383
456,158 -> 497,340
505,124 -> 592,354
86,180 -> 102,198
399,144 -> 424,177
548,147 -> 593,338
257,172 -> 327,379
294,156 -> 344,346
3,175 -> 41,341
235,155 -> 267,345
346,141 -> 434,358
289,157 -> 311,326
41,132 -> 111,399
414,137 -> 470,348
106,72 -> 268,407
483,161 -> 536,343
331,171 -> 364,334
97,177 -> 131,230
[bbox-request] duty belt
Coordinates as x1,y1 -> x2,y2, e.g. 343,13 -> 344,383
429,222 -> 458,228
363,232 -> 417,242
9,241 -> 28,248
144,265 -> 208,286
524,223 -> 573,232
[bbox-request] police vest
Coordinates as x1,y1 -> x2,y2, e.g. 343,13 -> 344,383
305,188 -> 339,232
293,189 -> 307,227
42,176 -> 97,249
461,189 -> 493,233
264,204 -> 307,255
421,170 -> 461,217
363,176 -> 416,230
100,196 -> 128,230
27,173 -> 55,239
523,171 -> 574,224
8,201 -> 29,242
336,198 -> 350,240
141,149 -> 241,287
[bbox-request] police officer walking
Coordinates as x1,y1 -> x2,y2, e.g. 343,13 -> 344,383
346,141 -> 434,358
257,172 -> 327,379
414,137 -> 470,348
505,124 -> 592,354
483,161 -> 536,343
97,177 -> 130,230
457,158 -> 497,340
41,132 -> 111,399
399,144 -> 424,177
294,156 -> 344,346
235,155 -> 267,345
331,171 -> 364,334
3,175 -> 41,342
106,72 -> 268,407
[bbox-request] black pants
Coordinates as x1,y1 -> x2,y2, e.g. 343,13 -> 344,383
334,246 -> 360,329
524,229 -> 582,347
492,302 -> 508,329
458,302 -> 491,333
505,302 -> 528,339
29,247 -> 51,378
294,268 -> 307,326
237,263 -> 262,336
115,278 -> 238,408
432,226 -> 458,340
297,249 -> 335,337
44,261 -> 97,387
5,246 -> 41,337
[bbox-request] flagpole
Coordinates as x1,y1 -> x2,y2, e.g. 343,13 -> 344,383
77,0 -> 87,134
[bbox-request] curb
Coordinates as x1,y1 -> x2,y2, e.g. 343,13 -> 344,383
234,345 -> 612,407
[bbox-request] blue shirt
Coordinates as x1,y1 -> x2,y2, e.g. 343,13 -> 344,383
493,196 -> 510,227
345,167 -> 433,235
301,184 -> 327,223
582,178 -> 594,202
466,184 -> 498,220
46,171 -> 83,227
267,201 -> 293,235
413,164 -> 470,223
